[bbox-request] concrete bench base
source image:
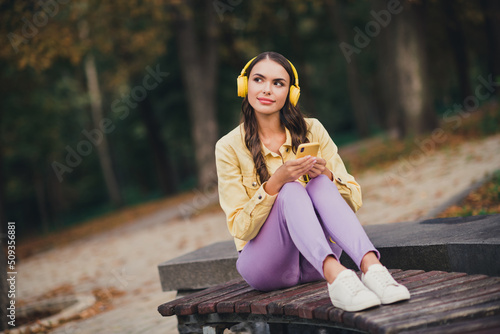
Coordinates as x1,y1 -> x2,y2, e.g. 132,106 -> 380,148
158,214 -> 500,292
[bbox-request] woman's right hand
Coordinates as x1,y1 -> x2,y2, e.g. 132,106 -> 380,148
264,156 -> 316,195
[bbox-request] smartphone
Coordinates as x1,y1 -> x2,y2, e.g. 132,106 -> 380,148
296,142 -> 320,159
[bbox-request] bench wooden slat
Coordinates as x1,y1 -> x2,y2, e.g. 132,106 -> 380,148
410,274 -> 488,297
250,281 -> 322,314
391,269 -> 425,279
175,280 -> 248,316
403,272 -> 467,290
295,296 -> 331,319
282,289 -> 327,317
158,278 -> 238,316
265,282 -> 325,315
216,289 -> 264,313
377,300 -> 500,334
398,270 -> 449,285
197,285 -> 255,314
402,314 -> 500,334
233,282 -> 312,313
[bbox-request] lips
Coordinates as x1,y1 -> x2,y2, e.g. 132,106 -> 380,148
257,97 -> 275,104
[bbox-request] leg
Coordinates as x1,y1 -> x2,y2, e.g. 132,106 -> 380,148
306,175 -> 380,270
237,181 -> 333,291
306,175 -> 410,304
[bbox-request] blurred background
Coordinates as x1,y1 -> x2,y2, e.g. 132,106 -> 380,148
0,0 -> 499,240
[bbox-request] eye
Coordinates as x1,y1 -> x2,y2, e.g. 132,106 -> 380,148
274,81 -> 285,87
253,77 -> 263,83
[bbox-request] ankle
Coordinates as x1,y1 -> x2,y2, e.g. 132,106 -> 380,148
323,256 -> 347,284
360,252 -> 381,273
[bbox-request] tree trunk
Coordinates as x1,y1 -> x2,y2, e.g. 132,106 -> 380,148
79,20 -> 123,207
374,0 -> 403,138
285,2 -> 318,117
391,0 -> 436,136
443,0 -> 472,100
328,0 -> 372,137
174,0 -> 219,189
481,0 -> 500,91
138,98 -> 177,194
83,53 -> 123,207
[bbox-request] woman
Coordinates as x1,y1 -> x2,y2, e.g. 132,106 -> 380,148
215,51 -> 410,312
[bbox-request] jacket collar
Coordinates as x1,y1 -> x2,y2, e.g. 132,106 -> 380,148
261,127 -> 292,157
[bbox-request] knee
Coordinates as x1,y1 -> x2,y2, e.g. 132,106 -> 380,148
278,181 -> 307,202
281,180 -> 305,193
306,174 -> 340,196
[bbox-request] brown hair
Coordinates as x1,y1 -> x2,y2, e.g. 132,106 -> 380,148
240,51 -> 309,184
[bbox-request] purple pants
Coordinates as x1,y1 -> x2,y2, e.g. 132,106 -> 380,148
237,174 -> 379,291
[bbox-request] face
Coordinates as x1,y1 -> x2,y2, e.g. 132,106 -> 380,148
247,58 -> 290,116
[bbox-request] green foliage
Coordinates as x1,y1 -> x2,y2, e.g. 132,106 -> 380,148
479,104 -> 500,136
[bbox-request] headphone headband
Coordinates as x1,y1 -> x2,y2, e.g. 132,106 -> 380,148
240,57 -> 299,87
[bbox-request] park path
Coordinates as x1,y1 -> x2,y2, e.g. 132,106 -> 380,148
13,133 -> 500,334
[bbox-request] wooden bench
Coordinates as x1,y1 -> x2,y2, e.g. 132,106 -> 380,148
158,269 -> 500,333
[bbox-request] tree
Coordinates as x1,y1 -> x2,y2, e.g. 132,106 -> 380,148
443,0 -> 472,100
327,0 -> 373,137
374,0 -> 436,138
172,0 -> 219,188
79,20 -> 123,207
481,0 -> 500,90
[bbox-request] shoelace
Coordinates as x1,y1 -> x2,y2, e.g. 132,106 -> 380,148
340,273 -> 367,295
371,268 -> 398,288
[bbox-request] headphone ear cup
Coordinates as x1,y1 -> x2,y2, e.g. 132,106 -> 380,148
237,75 -> 248,98
289,85 -> 300,106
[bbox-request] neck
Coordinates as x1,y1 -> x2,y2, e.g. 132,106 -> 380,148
255,113 -> 284,140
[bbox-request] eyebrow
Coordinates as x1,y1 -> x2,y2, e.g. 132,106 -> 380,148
252,73 -> 288,83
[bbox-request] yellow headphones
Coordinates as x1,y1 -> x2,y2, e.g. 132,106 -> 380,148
237,56 -> 301,106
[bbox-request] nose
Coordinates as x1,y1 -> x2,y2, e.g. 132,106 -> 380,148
262,82 -> 272,95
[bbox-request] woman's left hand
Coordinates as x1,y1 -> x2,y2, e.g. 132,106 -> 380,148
308,158 -> 333,180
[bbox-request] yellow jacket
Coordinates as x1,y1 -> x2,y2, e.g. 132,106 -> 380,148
215,118 -> 362,251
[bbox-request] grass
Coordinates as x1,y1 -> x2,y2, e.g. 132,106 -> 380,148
439,170 -> 500,218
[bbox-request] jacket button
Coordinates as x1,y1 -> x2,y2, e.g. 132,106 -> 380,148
337,177 -> 342,183
252,181 -> 257,187
258,194 -> 262,200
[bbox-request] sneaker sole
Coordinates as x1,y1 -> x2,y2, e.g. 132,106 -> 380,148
380,293 -> 411,305
331,298 -> 381,312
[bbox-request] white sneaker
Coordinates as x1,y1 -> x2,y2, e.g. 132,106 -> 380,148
362,264 -> 411,304
328,269 -> 381,312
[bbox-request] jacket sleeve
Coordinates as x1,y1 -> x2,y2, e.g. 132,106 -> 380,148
215,139 -> 277,242
313,119 -> 363,212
